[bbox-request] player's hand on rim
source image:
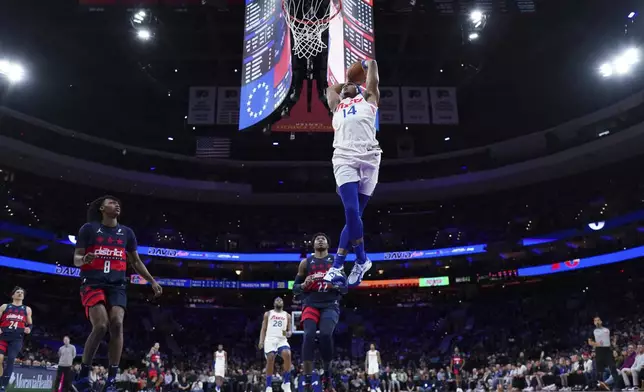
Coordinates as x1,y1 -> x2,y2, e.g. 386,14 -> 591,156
82,252 -> 96,264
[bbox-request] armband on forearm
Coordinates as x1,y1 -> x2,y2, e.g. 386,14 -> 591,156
293,275 -> 305,295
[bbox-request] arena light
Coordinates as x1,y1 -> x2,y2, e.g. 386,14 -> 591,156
599,47 -> 639,77
628,11 -> 636,19
133,10 -> 146,24
137,29 -> 152,41
588,221 -> 606,231
0,60 -> 26,84
470,10 -> 483,24
468,32 -> 479,41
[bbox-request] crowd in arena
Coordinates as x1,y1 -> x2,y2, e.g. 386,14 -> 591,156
0,266 -> 642,392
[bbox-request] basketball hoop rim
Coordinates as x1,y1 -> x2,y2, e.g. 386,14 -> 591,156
281,0 -> 342,25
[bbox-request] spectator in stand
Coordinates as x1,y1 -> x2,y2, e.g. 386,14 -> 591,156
177,376 -> 191,392
396,369 -> 407,392
621,345 -> 644,390
541,357 -> 560,390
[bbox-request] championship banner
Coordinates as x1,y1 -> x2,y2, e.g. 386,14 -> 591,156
187,86 -> 217,125
378,87 -> 401,124
7,366 -> 55,392
216,87 -> 241,125
401,86 -> 430,124
429,87 -> 459,125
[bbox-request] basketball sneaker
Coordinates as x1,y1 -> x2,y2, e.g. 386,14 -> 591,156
281,383 -> 291,392
347,258 -> 372,287
266,387 -> 273,392
323,267 -> 345,284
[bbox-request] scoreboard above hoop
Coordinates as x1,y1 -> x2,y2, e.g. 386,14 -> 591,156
326,0 -> 375,86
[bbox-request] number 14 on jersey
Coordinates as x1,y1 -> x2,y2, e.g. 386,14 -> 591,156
342,106 -> 357,118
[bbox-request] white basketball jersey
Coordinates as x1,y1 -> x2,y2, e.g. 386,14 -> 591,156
368,350 -> 379,367
215,350 -> 226,367
266,310 -> 288,339
332,94 -> 378,155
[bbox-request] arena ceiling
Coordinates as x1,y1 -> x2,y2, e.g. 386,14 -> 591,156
0,0 -> 642,158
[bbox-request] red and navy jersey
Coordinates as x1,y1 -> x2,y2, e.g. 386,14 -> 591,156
452,354 -> 464,367
302,255 -> 341,308
0,304 -> 28,341
76,222 -> 137,285
150,352 -> 161,368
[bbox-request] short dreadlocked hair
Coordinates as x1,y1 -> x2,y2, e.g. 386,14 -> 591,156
312,232 -> 331,246
87,195 -> 121,222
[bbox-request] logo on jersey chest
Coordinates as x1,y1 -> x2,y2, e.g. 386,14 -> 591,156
336,97 -> 364,110
4,313 -> 25,322
93,246 -> 126,259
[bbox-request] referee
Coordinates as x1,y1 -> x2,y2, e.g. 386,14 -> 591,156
588,316 -> 619,391
54,336 -> 76,392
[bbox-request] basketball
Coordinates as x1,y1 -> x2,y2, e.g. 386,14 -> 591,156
347,62 -> 366,84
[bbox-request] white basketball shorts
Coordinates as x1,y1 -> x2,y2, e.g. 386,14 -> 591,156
368,364 -> 380,376
214,365 -> 226,378
264,336 -> 290,355
332,149 -> 381,197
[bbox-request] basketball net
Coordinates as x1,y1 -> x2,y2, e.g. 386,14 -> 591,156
282,0 -> 341,59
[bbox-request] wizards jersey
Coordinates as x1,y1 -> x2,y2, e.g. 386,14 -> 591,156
75,222 -> 138,285
0,304 -> 28,341
301,255 -> 342,308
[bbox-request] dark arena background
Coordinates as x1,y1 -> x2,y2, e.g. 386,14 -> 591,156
2,0 -> 644,392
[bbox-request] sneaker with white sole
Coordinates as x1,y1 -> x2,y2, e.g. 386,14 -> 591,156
281,383 -> 291,392
347,258 -> 372,287
323,267 -> 345,283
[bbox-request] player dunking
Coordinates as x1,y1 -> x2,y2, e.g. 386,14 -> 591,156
293,233 -> 348,392
213,344 -> 227,392
258,297 -> 292,392
323,60 -> 381,287
73,195 -> 162,392
365,344 -> 382,392
0,287 -> 32,392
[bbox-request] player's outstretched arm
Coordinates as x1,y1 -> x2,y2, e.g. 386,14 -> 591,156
258,311 -> 269,349
326,84 -> 344,112
363,60 -> 380,106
